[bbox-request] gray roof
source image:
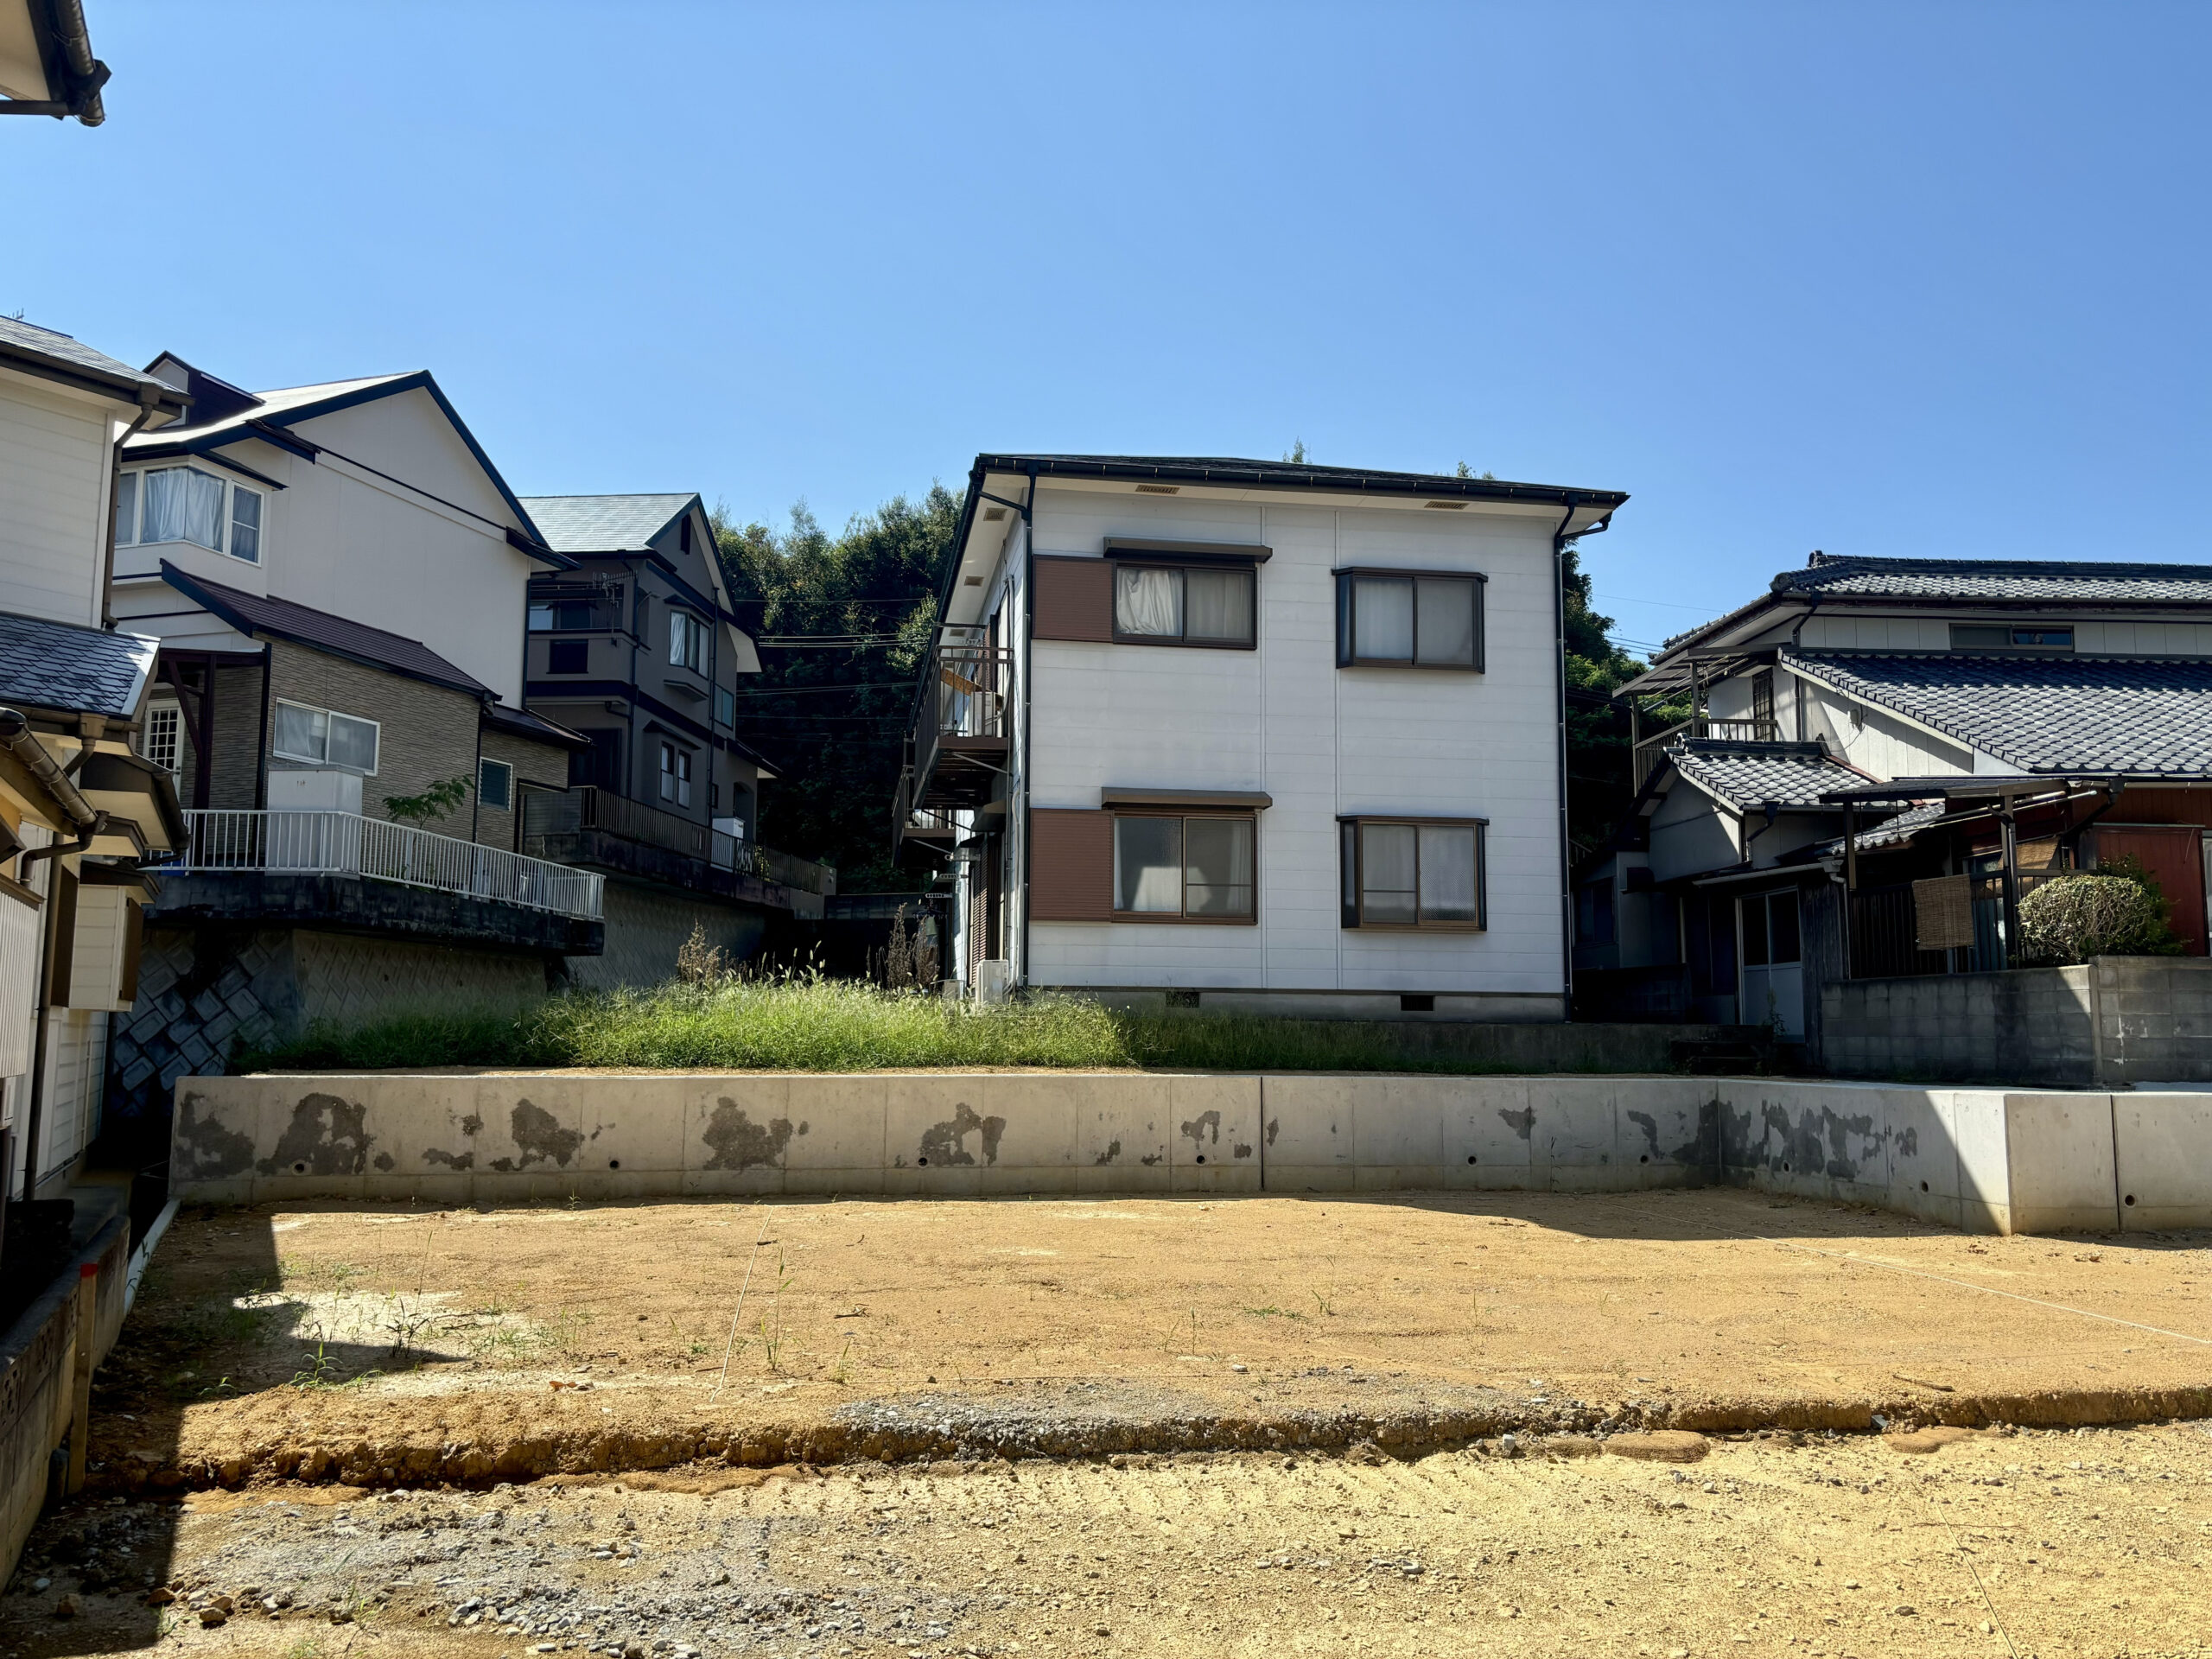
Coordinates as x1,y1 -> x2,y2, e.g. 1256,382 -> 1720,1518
0,317 -> 185,407
1802,799 -> 1953,859
160,563 -> 492,697
519,494 -> 695,554
1668,741 -> 1865,810
0,613 -> 157,719
970,454 -> 1628,511
1788,649 -> 2212,776
1774,553 -> 2212,604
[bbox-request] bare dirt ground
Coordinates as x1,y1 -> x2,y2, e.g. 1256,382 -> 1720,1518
87,1189 -> 2212,1486
7,1422 -> 2212,1658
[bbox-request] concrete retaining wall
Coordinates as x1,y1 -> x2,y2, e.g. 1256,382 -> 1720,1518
170,1071 -> 2212,1235
1820,957 -> 2212,1088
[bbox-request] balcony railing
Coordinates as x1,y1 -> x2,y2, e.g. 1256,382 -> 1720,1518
1632,715 -> 1782,789
162,810 -> 604,920
520,786 -> 836,896
905,645 -> 1014,817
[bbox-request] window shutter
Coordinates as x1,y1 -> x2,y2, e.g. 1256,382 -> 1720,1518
1029,809 -> 1113,920
1031,556 -> 1113,643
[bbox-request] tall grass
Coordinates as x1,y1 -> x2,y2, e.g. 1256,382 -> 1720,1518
238,977 -> 1558,1076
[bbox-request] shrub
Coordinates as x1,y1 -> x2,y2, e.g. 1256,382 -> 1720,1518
2017,861 -> 2184,965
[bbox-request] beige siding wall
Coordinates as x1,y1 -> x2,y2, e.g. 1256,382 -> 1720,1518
0,371 -> 109,628
477,727 -> 572,851
267,640 -> 480,829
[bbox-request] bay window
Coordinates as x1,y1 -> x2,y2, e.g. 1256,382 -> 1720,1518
116,465 -> 264,564
1340,817 -> 1485,930
1112,812 -> 1255,920
1336,570 -> 1484,669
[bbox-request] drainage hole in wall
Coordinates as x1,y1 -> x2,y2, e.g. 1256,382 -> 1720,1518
2125,1193 -> 2136,1206
292,1161 -> 308,1175
1466,1154 -> 1478,1165
608,1159 -> 620,1170
1781,1162 -> 1790,1173
1196,1154 -> 1206,1165
917,1156 -> 928,1166
1921,1180 -> 1929,1192
1639,1154 -> 1649,1164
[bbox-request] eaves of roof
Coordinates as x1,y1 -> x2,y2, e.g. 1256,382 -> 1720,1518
0,321 -> 189,416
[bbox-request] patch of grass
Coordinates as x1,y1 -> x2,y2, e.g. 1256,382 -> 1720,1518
234,977 -> 1590,1075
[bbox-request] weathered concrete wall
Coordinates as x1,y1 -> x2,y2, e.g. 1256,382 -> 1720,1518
1,1214 -> 129,1590
1821,957 -> 2212,1088
169,1071 -> 2212,1235
569,885 -> 768,992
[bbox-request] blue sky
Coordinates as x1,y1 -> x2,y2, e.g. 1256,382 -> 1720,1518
6,2 -> 2205,656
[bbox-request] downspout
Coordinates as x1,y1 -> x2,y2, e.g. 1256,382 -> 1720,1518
102,381 -> 168,630
1017,461 -> 1037,995
253,643 -> 273,810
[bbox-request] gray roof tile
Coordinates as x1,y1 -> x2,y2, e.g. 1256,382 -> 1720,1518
161,563 -> 491,697
1775,553 -> 2212,603
1669,741 -> 1864,810
520,494 -> 694,554
0,613 -> 157,719
0,316 -> 175,398
1789,649 -> 2212,775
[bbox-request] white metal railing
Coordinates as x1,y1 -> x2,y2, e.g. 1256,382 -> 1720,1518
164,810 -> 604,921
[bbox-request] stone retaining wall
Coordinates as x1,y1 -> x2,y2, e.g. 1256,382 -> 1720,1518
169,1071 -> 2212,1235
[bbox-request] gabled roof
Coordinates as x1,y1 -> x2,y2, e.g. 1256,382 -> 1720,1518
1786,648 -> 2212,776
969,454 -> 1628,512
122,364 -> 554,556
1667,741 -> 1866,811
158,561 -> 493,699
0,316 -> 188,415
1775,553 -> 2212,604
520,493 -> 696,554
0,611 -> 156,720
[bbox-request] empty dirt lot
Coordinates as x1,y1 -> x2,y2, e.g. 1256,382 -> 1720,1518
7,1423 -> 2212,1656
85,1187 -> 2212,1485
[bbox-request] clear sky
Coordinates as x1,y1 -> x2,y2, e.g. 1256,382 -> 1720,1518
7,2 -> 2206,656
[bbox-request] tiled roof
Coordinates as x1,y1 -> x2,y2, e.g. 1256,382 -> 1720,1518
1774,553 -> 2212,603
159,563 -> 492,697
1788,649 -> 2212,776
0,613 -> 157,719
1668,741 -> 1864,810
1802,799 -> 1954,858
0,317 -> 182,404
482,700 -> 590,750
519,494 -> 694,554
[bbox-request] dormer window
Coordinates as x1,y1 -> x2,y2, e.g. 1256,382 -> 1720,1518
116,466 -> 264,565
1950,623 -> 2073,652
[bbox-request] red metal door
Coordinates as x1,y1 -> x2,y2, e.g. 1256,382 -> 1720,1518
2097,825 -> 2209,956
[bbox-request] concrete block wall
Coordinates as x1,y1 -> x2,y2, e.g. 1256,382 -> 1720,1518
168,1071 -> 2212,1236
2094,957 -> 2212,1086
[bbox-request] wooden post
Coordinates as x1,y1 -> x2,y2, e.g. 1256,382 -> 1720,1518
67,1260 -> 97,1494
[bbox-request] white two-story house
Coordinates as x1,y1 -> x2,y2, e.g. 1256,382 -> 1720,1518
897,454 -> 1627,1020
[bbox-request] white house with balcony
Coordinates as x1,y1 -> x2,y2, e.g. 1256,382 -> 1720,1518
92,353 -> 607,1138
896,454 -> 1627,1019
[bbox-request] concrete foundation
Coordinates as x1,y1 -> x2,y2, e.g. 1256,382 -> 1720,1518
168,1071 -> 2212,1235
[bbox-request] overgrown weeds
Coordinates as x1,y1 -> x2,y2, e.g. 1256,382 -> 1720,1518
236,973 -> 1554,1075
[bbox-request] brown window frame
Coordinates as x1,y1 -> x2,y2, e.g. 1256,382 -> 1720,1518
1109,807 -> 1260,925
1107,558 -> 1260,651
1334,568 -> 1486,671
1338,815 -> 1488,931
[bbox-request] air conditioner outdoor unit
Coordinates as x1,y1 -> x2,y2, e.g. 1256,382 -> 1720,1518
975,960 -> 1014,1006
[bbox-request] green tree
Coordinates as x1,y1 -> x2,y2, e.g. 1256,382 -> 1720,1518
1560,545 -> 1665,865
715,486 -> 961,891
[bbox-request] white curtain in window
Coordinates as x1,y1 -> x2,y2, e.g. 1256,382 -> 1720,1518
1353,578 -> 1414,660
228,487 -> 262,564
273,702 -> 327,763
1184,817 -> 1255,916
1184,569 -> 1253,644
114,473 -> 137,544
139,466 -> 226,551
1116,816 -> 1182,912
1359,822 -> 1417,922
670,613 -> 686,665
1115,567 -> 1182,637
1415,579 -> 1476,666
1418,825 -> 1479,923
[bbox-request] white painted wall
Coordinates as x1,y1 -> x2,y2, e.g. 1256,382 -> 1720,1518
112,385 -> 537,702
1017,486 -> 1566,997
0,366 -> 120,628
